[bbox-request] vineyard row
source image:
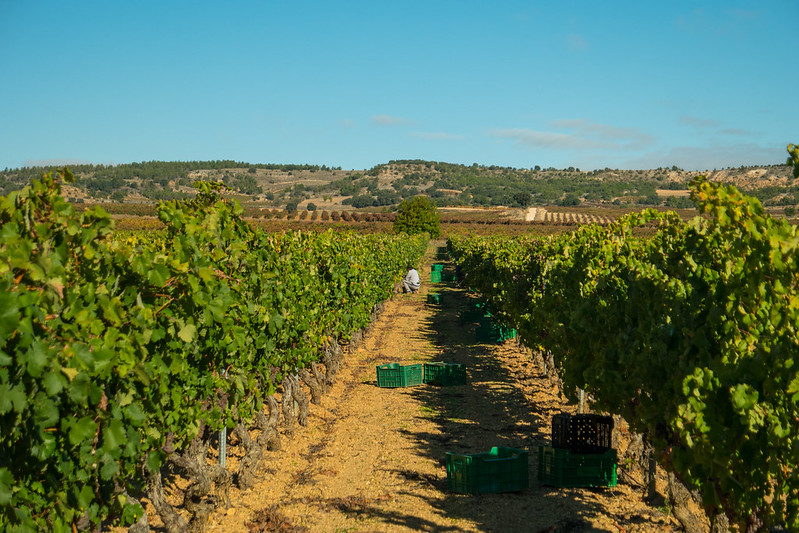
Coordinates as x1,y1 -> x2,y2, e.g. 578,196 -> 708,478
0,171 -> 427,532
447,178 -> 799,531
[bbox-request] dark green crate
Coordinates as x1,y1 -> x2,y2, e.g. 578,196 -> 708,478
537,446 -> 617,488
431,263 -> 444,272
475,323 -> 516,343
430,270 -> 442,283
376,363 -> 424,388
460,301 -> 490,323
427,292 -> 441,304
447,446 -> 529,495
441,271 -> 456,282
423,362 -> 467,386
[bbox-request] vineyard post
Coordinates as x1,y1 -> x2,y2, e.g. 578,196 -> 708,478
219,368 -> 229,468
219,428 -> 227,468
578,388 -> 585,414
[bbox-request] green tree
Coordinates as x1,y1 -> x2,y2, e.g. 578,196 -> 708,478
393,195 -> 441,238
513,191 -> 532,207
787,143 -> 799,178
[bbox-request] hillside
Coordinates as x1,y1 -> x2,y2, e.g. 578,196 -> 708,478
1,160 -> 795,217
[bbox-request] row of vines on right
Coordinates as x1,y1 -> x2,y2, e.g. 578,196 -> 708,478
448,176 -> 799,531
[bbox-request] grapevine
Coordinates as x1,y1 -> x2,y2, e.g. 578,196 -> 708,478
449,177 -> 799,530
0,170 -> 426,531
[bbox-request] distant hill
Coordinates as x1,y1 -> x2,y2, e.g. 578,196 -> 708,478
1,159 -> 795,214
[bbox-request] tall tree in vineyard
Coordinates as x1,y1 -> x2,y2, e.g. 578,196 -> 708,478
393,195 -> 441,238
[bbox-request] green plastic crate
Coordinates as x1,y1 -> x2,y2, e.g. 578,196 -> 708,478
446,446 -> 529,495
537,446 -> 617,488
423,362 -> 467,386
431,263 -> 444,272
427,292 -> 441,304
376,363 -> 424,388
441,271 -> 456,282
475,323 -> 516,343
430,270 -> 442,283
460,301 -> 490,323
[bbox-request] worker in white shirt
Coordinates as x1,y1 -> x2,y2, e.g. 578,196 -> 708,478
402,265 -> 421,293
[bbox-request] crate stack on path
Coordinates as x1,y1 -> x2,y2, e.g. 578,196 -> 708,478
430,263 -> 443,283
430,263 -> 456,283
538,413 -> 618,488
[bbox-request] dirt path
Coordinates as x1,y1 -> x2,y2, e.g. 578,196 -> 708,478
149,242 -> 686,532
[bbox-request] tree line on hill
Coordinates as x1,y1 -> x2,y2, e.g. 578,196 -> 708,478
1,158 -> 796,212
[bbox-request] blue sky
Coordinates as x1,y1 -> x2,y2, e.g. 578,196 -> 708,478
1,1 -> 796,171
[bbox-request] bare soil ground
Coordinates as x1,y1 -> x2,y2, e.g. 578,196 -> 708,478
139,242 -> 699,533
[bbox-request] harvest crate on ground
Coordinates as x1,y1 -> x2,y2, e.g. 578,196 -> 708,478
475,322 -> 516,343
537,446 -> 618,488
446,446 -> 529,495
551,413 -> 614,454
431,263 -> 444,272
430,270 -> 442,283
423,362 -> 467,386
375,363 -> 424,388
427,292 -> 441,304
460,300 -> 490,323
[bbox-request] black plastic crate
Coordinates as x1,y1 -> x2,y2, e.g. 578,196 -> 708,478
551,413 -> 613,454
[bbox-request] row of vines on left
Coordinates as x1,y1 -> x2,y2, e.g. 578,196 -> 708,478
0,169 -> 428,532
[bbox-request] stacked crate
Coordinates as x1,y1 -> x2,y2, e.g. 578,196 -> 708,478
538,413 -> 617,488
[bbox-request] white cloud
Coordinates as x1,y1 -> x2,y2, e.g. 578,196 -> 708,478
551,119 -> 655,148
23,158 -> 93,167
679,115 -> 721,129
492,119 -> 655,152
567,33 -> 587,50
680,116 -> 754,137
491,128 -> 591,149
621,143 -> 784,170
409,132 -> 464,141
371,114 -> 413,126
718,128 -> 750,137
